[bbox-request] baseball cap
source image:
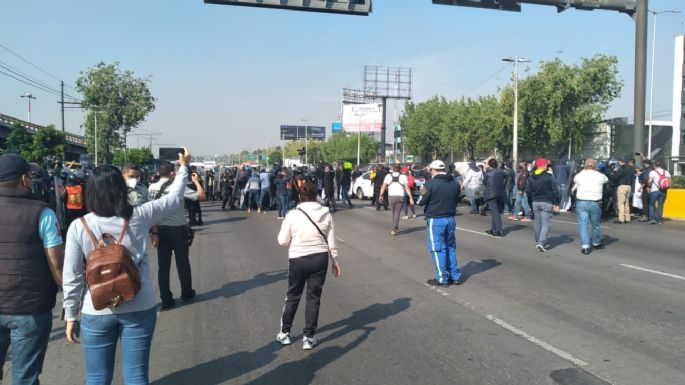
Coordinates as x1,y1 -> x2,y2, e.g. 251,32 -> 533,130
429,160 -> 445,170
0,154 -> 33,182
534,158 -> 550,169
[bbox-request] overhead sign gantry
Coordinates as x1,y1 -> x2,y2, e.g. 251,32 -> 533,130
203,0 -> 372,16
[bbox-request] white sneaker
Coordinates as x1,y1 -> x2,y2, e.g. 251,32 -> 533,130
302,336 -> 317,350
411,214 -> 416,218
403,216 -> 409,220
276,332 -> 292,345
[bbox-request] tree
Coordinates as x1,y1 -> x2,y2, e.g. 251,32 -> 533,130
321,132 -> 377,164
269,150 -> 283,164
77,62 -> 155,165
506,54 -> 622,157
4,123 -> 33,159
30,125 -> 66,162
400,96 -> 454,160
112,147 -> 154,166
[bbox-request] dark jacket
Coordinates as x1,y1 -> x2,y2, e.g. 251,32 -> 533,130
555,159 -> 570,185
340,169 -> 352,186
418,174 -> 459,218
374,168 -> 388,189
483,168 -> 506,200
323,171 -> 335,190
525,171 -> 560,205
611,164 -> 634,186
503,167 -> 515,191
0,188 -> 58,314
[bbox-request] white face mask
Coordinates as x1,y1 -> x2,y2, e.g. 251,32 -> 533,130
125,178 -> 139,188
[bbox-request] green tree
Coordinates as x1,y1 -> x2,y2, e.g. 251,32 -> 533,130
322,132 -> 377,164
505,54 -> 622,157
3,123 -> 33,159
269,149 -> 283,164
30,125 -> 66,162
77,62 -> 156,165
400,96 -> 454,160
112,147 -> 154,166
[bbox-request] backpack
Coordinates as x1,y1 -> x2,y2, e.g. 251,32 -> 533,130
66,185 -> 84,210
516,170 -> 528,192
655,169 -> 671,190
406,174 -> 416,189
80,218 -> 141,310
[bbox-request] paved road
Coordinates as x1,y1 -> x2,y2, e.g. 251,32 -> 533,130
30,199 -> 685,385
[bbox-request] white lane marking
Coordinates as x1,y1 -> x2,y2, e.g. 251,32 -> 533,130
620,264 -> 685,281
423,283 -> 588,367
552,219 -> 609,229
456,226 -> 501,238
485,315 -> 589,367
336,237 -> 346,243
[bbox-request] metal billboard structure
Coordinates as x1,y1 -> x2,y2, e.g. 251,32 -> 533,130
362,66 -> 413,161
204,0 -> 372,16
280,125 -> 326,141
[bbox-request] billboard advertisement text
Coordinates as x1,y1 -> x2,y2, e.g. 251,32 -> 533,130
342,103 -> 383,132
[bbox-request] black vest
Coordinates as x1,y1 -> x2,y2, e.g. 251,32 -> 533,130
0,187 -> 58,314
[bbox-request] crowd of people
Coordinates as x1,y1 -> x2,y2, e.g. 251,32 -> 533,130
0,146 -> 676,385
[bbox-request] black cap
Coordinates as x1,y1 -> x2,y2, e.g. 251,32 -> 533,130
0,154 -> 32,182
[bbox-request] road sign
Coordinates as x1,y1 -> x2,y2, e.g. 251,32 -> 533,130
204,0 -> 372,16
405,155 -> 414,162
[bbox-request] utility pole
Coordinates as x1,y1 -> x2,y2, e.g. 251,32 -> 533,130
634,0 -> 648,156
60,81 -> 65,132
502,56 -> 531,168
20,93 -> 36,123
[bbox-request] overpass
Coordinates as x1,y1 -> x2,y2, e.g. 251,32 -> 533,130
0,112 -> 88,162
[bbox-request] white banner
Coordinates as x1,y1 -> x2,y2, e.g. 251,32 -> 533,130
342,103 -> 383,132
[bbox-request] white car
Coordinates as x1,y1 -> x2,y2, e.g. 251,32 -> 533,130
352,171 -> 423,200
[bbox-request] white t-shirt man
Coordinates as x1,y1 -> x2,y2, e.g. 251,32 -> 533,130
649,168 -> 671,193
383,172 -> 408,197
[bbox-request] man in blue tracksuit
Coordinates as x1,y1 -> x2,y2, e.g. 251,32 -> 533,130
418,160 -> 462,287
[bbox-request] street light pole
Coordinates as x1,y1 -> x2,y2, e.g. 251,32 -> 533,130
357,113 -> 362,167
502,56 -> 531,168
647,9 -> 680,158
302,119 -> 309,165
94,112 -> 98,166
20,93 -> 37,123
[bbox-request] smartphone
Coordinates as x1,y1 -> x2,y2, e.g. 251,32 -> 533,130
159,147 -> 184,161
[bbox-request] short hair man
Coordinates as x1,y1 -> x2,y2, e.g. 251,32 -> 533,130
148,160 -> 205,310
572,158 -> 609,254
418,160 -> 461,287
0,154 -> 64,384
380,164 -> 414,236
647,160 -> 671,225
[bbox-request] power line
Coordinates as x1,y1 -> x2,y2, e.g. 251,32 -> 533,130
0,60 -> 80,102
463,64 -> 510,96
0,68 -> 63,97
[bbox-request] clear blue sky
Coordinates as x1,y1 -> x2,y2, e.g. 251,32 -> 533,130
1,0 -> 684,156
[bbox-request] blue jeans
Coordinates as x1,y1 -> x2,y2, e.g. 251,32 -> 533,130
512,189 -> 532,218
558,184 -> 568,209
259,187 -> 272,209
278,195 -> 288,217
0,311 -> 52,385
81,307 -> 157,385
247,189 -> 260,209
576,200 -> 602,249
426,216 -> 461,284
649,190 -> 667,223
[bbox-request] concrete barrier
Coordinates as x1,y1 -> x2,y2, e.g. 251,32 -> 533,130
664,189 -> 685,220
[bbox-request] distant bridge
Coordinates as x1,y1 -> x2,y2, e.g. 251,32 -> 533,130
0,113 -> 88,162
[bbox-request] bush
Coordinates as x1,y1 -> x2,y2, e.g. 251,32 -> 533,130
671,175 -> 685,189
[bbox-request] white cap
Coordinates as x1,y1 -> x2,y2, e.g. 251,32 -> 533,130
429,160 -> 445,170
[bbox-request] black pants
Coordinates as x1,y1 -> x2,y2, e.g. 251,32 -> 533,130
188,202 -> 202,224
375,188 -> 388,210
157,226 -> 194,303
324,187 -> 337,211
281,252 -> 328,338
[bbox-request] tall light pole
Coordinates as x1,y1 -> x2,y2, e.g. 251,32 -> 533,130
20,93 -> 37,123
647,9 -> 680,158
302,118 -> 309,165
356,112 -> 363,167
502,56 -> 531,168
94,111 -> 99,166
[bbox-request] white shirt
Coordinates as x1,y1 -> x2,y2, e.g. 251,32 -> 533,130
573,169 -> 608,201
383,172 -> 408,197
649,168 -> 671,193
462,168 -> 483,188
278,202 -> 338,260
149,177 -> 200,226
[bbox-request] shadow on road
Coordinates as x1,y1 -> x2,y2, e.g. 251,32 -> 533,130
198,216 -> 247,226
504,224 -> 527,235
460,259 -> 502,283
550,368 -> 612,385
189,270 -> 287,305
548,234 -> 574,249
151,298 -> 410,385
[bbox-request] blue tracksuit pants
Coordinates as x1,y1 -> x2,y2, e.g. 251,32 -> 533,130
426,216 -> 461,284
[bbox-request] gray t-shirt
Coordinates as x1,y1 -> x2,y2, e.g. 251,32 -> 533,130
62,166 -> 189,320
148,177 -> 199,226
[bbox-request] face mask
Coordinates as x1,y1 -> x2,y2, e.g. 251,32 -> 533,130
527,165 -> 533,172
126,178 -> 139,189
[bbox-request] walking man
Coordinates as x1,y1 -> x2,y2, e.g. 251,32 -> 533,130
418,160 -> 461,287
149,161 -> 205,309
611,156 -> 635,224
0,154 -> 64,385
379,165 -> 414,236
647,160 -> 671,225
483,158 -> 506,237
526,158 -> 559,252
573,158 -> 608,255
259,168 -> 272,212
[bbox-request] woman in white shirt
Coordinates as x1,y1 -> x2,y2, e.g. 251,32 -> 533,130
276,181 -> 341,350
461,162 -> 484,214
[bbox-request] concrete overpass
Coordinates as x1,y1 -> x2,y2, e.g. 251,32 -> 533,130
0,113 -> 88,162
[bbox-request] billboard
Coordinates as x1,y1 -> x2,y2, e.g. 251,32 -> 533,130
280,125 -> 326,141
332,122 -> 343,134
342,103 -> 383,132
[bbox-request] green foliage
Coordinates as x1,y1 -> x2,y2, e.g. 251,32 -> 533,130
2,124 -> 65,162
322,132 -> 377,163
112,147 -> 154,167
269,150 -> 283,164
77,62 -> 155,165
671,176 -> 685,188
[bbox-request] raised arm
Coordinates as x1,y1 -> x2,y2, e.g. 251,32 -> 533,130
137,147 -> 192,225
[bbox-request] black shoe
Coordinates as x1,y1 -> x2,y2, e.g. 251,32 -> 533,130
581,248 -> 591,255
592,243 -> 604,250
181,289 -> 196,301
485,230 -> 494,235
480,211 -> 487,216
161,299 -> 176,310
449,278 -> 463,286
426,279 -> 449,287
